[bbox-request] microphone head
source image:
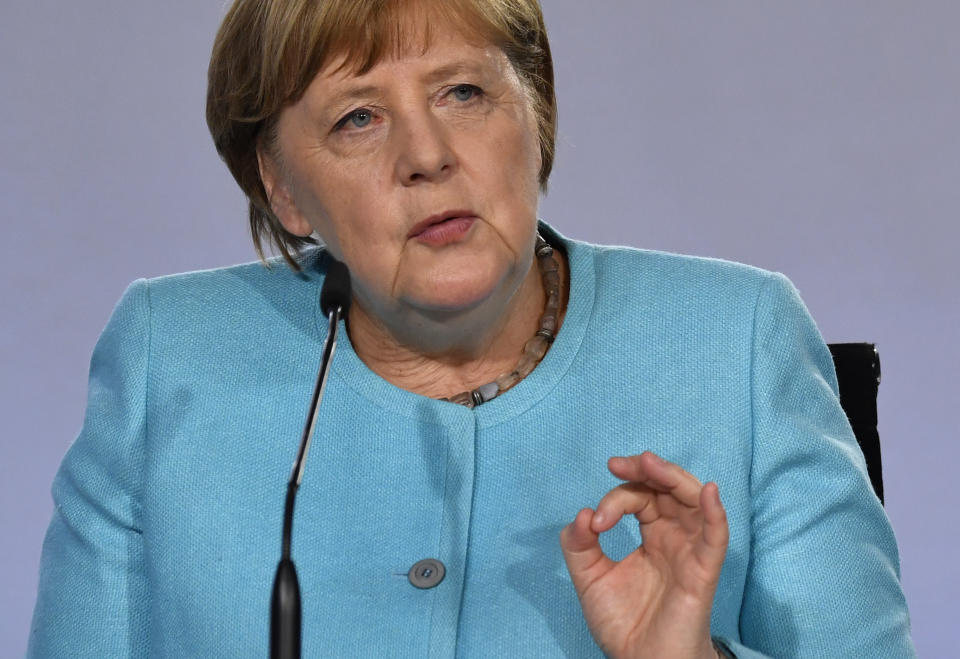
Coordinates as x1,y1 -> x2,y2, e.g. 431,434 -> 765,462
320,259 -> 351,317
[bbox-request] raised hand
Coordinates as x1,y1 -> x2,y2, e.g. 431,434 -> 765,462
560,452 -> 728,659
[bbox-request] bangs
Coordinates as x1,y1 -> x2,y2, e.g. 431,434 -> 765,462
268,0 -> 508,111
323,0 -> 502,76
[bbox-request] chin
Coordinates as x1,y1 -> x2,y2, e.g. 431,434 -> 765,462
412,285 -> 498,315
405,269 -> 513,317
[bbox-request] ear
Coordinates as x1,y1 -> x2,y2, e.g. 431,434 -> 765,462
257,149 -> 313,237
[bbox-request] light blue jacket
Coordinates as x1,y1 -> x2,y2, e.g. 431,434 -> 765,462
30,227 -> 914,657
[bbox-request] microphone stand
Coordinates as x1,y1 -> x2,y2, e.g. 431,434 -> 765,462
270,280 -> 346,659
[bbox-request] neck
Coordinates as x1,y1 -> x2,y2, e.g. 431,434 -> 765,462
347,248 -> 567,399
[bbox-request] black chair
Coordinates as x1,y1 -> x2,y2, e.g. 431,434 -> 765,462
827,343 -> 883,504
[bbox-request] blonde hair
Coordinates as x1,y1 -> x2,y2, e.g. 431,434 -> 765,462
206,0 -> 556,270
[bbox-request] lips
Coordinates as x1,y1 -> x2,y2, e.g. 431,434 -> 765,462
407,210 -> 477,239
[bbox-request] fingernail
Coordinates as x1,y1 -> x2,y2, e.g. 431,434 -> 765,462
647,451 -> 665,464
593,511 -> 605,526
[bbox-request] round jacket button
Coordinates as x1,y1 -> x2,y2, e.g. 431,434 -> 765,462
408,559 -> 445,589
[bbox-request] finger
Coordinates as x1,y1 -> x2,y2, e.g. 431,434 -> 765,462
694,482 -> 729,571
591,482 -> 659,533
608,452 -> 704,508
560,508 -> 615,586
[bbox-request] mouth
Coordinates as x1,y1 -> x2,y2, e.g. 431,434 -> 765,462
407,210 -> 478,243
407,210 -> 478,238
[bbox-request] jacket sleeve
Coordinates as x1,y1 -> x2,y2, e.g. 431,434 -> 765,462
716,273 -> 914,658
29,280 -> 151,657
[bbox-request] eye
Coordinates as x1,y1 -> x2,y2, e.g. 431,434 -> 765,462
335,108 -> 374,131
450,84 -> 481,102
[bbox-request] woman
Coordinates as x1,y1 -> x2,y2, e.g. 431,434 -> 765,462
29,0 -> 913,657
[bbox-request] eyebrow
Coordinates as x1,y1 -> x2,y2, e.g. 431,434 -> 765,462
420,59 -> 490,85
322,85 -> 382,119
318,59 -> 495,120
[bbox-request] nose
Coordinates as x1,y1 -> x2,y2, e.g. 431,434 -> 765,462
393,108 -> 456,185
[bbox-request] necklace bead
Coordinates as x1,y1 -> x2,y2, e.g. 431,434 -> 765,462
443,233 -> 561,408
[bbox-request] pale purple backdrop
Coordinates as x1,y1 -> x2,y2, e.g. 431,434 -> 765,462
2,1 -> 957,655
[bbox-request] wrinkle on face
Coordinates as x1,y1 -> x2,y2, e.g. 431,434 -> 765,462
266,24 -> 543,364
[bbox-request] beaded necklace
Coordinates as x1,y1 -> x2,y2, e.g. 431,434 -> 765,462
443,234 -> 561,408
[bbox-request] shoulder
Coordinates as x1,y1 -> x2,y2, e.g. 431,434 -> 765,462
138,248 -> 329,321
109,247 -> 331,347
556,231 -> 788,322
142,247 -> 327,308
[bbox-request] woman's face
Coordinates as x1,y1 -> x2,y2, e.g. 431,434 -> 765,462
262,28 -> 542,325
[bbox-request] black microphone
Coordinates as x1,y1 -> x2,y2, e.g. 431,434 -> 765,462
320,259 -> 351,318
271,259 -> 351,659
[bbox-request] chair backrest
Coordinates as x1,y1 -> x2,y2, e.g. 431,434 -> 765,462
827,343 -> 883,504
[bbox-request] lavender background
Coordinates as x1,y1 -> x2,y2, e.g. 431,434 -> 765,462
2,1 -> 957,655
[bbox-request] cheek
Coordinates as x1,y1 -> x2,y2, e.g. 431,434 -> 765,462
310,190 -> 401,296
502,107 -> 542,190
289,170 -> 368,246
492,124 -> 541,207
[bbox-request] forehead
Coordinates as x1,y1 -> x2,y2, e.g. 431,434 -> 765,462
318,38 -> 510,90
299,32 -> 522,122
321,1 -> 502,79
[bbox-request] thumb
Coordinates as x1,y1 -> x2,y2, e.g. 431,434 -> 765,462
694,482 -> 729,573
560,508 -> 614,590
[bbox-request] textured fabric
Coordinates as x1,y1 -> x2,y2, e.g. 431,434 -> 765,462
29,226 -> 914,657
